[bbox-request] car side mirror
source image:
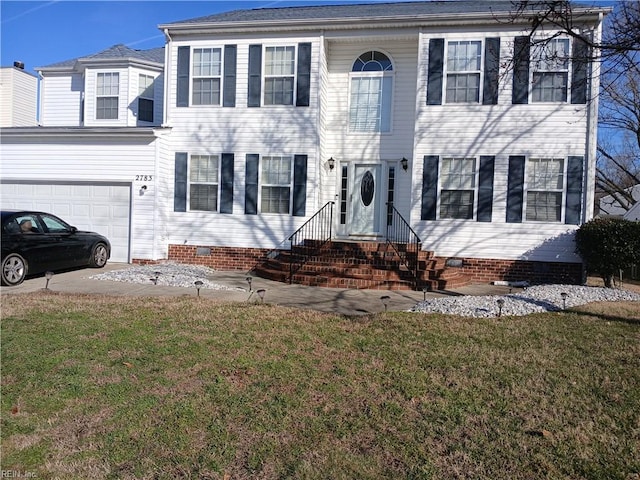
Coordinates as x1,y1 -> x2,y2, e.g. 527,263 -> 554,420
70,226 -> 78,234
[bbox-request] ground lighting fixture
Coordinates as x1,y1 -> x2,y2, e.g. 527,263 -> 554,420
380,295 -> 390,312
246,276 -> 253,291
257,289 -> 266,302
496,298 -> 505,317
45,271 -> 54,290
194,280 -> 204,297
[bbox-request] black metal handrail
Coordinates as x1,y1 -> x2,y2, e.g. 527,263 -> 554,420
288,201 -> 334,283
386,203 -> 421,289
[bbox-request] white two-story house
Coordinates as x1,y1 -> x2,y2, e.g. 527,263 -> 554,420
0,1 -> 607,288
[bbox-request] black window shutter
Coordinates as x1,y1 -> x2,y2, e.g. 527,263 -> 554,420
506,155 -> 525,223
571,38 -> 588,105
512,36 -> 530,105
565,156 -> 584,224
296,43 -> 312,107
421,155 -> 439,220
174,152 -> 188,212
483,38 -> 500,105
477,156 -> 495,222
427,39 -> 444,105
245,154 -> 259,214
293,155 -> 308,217
177,46 -> 190,107
248,44 -> 262,108
220,153 -> 234,214
223,45 -> 237,108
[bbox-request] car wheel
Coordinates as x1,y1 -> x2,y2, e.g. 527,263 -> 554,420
90,243 -> 108,268
2,254 -> 27,286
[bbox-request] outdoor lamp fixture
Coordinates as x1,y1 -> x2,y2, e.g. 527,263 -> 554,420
246,276 -> 253,291
561,292 -> 568,310
45,271 -> 54,290
401,157 -> 408,171
380,295 -> 391,312
422,286 -> 429,302
496,298 -> 505,317
139,185 -> 147,196
150,271 -> 161,285
257,289 -> 266,303
327,157 -> 335,170
194,280 -> 204,297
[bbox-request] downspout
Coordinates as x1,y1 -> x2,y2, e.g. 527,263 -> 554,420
162,28 -> 172,127
36,70 -> 43,125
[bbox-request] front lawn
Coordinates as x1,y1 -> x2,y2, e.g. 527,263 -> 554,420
1,293 -> 639,479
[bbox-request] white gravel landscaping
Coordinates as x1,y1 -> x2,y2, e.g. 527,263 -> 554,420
411,284 -> 640,317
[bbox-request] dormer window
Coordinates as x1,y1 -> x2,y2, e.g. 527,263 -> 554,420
96,72 -> 119,120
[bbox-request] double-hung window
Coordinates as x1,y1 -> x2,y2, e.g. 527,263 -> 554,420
192,48 -> 222,105
440,157 -> 476,219
189,154 -> 219,211
261,156 -> 292,213
531,38 -> 569,102
264,46 -> 295,105
526,158 -> 564,221
446,41 -> 482,103
349,51 -> 393,133
96,72 -> 119,119
138,74 -> 154,122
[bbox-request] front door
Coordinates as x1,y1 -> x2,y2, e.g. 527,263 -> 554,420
349,164 -> 382,236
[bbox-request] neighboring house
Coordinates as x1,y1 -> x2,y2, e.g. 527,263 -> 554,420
598,184 -> 640,218
0,62 -> 37,127
0,1 -> 609,286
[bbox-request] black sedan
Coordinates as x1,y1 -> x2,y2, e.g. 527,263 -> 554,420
1,210 -> 111,286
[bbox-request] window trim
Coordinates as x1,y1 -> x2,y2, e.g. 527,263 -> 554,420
96,72 -> 119,120
524,157 -> 566,222
189,46 -> 224,107
188,153 -> 220,212
138,73 -> 155,123
259,155 -> 294,214
444,40 -> 484,104
437,157 -> 478,220
530,37 -> 571,104
262,45 -> 297,107
348,50 -> 395,134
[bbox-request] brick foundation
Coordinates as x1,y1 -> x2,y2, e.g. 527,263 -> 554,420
132,244 -> 584,287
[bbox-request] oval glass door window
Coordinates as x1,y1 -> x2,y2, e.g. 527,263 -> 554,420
360,170 -> 375,206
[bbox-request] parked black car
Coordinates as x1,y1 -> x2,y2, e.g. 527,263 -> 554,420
1,210 -> 111,286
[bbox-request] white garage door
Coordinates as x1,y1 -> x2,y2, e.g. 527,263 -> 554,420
1,181 -> 131,262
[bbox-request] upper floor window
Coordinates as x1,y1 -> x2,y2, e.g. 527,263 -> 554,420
138,74 -> 154,122
96,72 -> 119,120
526,157 -> 564,221
446,41 -> 482,103
192,48 -> 222,105
531,38 -> 569,102
264,46 -> 296,105
349,51 -> 393,133
440,157 -> 476,219
190,154 -> 219,211
261,155 -> 292,213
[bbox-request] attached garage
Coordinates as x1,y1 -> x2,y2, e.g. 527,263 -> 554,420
1,181 -> 131,262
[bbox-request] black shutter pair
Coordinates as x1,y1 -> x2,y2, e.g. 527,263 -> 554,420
244,155 -> 307,216
427,38 -> 500,105
512,36 -> 588,105
421,155 -> 495,222
177,45 -> 237,107
248,43 -> 312,107
506,155 -> 584,224
174,152 -> 234,213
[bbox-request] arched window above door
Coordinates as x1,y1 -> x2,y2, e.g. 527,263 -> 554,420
349,51 -> 394,133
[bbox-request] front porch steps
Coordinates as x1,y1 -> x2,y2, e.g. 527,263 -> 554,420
251,240 -> 470,291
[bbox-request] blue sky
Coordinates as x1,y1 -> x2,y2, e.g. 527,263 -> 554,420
0,0 -> 404,75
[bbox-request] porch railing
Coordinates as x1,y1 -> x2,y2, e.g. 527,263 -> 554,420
386,203 -> 421,289
288,201 -> 334,283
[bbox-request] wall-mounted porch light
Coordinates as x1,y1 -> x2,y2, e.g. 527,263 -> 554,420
327,157 -> 335,170
401,157 -> 408,171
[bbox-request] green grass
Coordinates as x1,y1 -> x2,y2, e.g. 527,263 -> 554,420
1,292 -> 639,479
